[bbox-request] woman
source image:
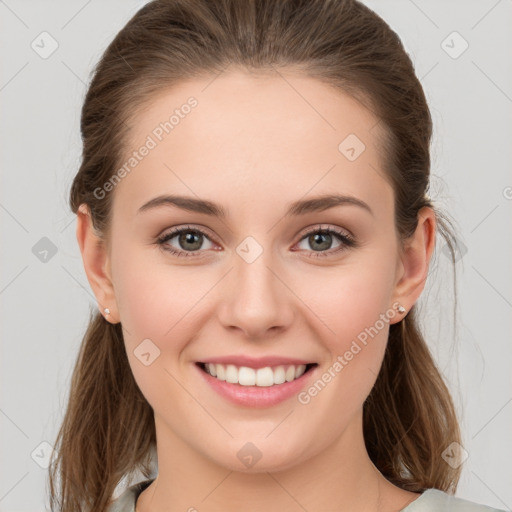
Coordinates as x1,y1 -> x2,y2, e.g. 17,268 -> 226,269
48,0 -> 506,511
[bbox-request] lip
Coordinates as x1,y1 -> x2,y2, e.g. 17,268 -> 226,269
197,355 -> 315,369
194,361 -> 319,408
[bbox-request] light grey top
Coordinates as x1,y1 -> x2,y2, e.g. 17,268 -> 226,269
108,478 -> 507,512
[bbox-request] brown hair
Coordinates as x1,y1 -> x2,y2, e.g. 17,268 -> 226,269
49,0 -> 462,510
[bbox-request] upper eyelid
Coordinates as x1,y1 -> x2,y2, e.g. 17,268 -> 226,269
159,224 -> 216,242
299,223 -> 353,238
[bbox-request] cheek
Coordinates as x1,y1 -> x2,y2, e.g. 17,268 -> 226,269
302,251 -> 397,366
112,252 -> 206,407
112,245 -> 215,370
113,239 -> 200,333
288,265 -> 397,443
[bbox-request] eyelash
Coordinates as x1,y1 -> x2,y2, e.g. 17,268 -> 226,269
156,224 -> 358,259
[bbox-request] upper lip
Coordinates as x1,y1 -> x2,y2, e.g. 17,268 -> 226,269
197,355 -> 316,369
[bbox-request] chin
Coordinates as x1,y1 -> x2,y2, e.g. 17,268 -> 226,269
206,438 -> 310,474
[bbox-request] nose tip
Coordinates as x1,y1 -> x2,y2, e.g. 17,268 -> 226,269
217,257 -> 294,339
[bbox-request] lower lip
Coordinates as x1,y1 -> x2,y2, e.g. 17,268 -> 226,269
195,363 -> 318,408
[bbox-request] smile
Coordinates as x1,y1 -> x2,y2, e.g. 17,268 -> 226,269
196,362 -> 318,387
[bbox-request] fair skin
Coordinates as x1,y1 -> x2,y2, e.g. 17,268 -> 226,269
76,68 -> 435,512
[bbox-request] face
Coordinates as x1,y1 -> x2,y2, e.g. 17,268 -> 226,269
95,68 -> 411,472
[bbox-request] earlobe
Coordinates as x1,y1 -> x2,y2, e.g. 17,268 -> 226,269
76,204 -> 119,323
390,207 -> 436,321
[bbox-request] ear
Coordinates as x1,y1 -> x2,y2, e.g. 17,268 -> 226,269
390,206 -> 436,324
76,204 -> 119,323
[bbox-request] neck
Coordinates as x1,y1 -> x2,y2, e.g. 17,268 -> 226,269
136,411 -> 401,512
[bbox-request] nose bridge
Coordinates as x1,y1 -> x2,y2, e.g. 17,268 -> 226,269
233,236 -> 281,306
218,235 -> 294,337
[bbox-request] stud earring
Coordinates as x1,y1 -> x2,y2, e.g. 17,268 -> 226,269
396,304 -> 406,314
104,308 -> 110,316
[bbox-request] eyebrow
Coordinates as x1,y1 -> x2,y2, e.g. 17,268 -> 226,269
137,193 -> 374,218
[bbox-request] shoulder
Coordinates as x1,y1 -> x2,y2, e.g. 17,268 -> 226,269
107,478 -> 155,512
402,488 -> 508,512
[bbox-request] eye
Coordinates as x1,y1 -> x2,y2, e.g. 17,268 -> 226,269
156,225 -> 216,258
294,225 -> 357,258
156,224 -> 358,259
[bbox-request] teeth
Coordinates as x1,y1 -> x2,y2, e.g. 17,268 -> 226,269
204,363 -> 308,387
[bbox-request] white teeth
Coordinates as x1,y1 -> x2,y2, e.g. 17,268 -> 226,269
215,364 -> 225,381
273,366 -> 286,385
207,363 -> 217,377
225,364 -> 238,384
239,366 -> 256,386
203,363 -> 308,386
256,367 -> 274,387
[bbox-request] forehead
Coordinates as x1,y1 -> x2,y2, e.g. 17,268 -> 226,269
114,68 -> 392,219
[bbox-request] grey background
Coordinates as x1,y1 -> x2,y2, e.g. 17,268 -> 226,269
1,0 -> 511,510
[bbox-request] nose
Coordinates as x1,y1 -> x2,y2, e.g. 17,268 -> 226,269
216,248 -> 295,340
